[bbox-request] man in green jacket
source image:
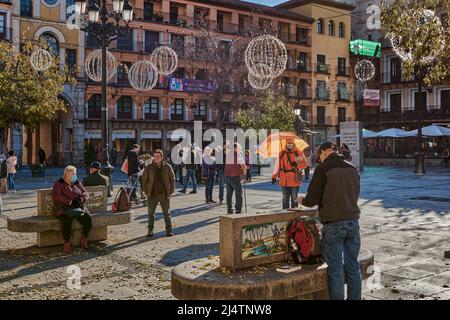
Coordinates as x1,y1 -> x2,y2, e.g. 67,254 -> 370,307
82,161 -> 111,197
141,149 -> 175,238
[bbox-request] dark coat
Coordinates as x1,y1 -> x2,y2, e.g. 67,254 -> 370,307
82,171 -> 111,197
52,179 -> 89,217
141,161 -> 175,198
127,150 -> 140,176
0,160 -> 7,179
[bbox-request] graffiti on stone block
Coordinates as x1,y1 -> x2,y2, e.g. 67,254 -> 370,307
241,222 -> 286,260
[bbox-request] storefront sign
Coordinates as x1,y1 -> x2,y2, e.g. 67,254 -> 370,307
340,121 -> 364,171
112,129 -> 136,140
141,130 -> 162,139
85,129 -> 101,139
364,89 -> 380,107
169,78 -> 218,93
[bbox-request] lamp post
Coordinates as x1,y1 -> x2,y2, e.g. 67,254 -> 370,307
294,108 -> 302,137
75,0 -> 133,187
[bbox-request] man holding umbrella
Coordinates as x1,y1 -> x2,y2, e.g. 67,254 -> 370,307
272,137 -> 308,209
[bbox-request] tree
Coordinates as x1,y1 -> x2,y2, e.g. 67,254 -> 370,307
0,40 -> 76,150
235,89 -> 296,132
380,0 -> 450,173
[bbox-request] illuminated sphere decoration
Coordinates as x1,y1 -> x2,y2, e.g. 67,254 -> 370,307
245,35 -> 287,79
248,67 -> 272,90
85,49 -> 117,82
30,47 -> 53,72
354,59 -> 375,82
128,60 -> 159,92
151,46 -> 178,76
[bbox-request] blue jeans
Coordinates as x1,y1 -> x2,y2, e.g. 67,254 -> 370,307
7,173 -> 15,191
183,169 -> 197,192
281,186 -> 299,209
205,176 -> 214,200
226,176 -> 242,212
217,170 -> 225,201
321,219 -> 362,300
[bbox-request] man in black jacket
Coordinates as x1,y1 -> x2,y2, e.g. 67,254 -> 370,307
127,144 -> 140,200
297,142 -> 362,300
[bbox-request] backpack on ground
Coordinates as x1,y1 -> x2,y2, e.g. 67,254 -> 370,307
287,218 -> 323,265
112,187 -> 131,212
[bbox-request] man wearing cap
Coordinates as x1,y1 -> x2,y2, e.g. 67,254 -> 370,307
297,142 -> 361,300
82,162 -> 111,197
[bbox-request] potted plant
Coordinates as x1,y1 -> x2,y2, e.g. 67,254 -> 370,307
30,163 -> 46,177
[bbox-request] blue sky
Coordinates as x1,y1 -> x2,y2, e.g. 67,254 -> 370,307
244,0 -> 286,7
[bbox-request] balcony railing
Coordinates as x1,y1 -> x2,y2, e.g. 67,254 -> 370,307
313,116 -> 332,126
380,107 -> 450,121
336,66 -> 350,77
144,113 -> 159,120
315,63 -> 330,74
381,72 -> 418,84
0,28 -> 12,42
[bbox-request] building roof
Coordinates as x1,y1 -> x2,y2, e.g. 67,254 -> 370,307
276,0 -> 356,11
191,0 -> 315,23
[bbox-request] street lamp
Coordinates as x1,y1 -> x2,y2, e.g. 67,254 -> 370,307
294,108 -> 301,137
76,0 -> 134,189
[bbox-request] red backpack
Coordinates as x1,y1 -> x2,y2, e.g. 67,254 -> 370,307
287,218 -> 323,264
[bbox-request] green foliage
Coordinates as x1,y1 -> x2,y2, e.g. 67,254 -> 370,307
0,41 -> 76,130
85,141 -> 96,166
236,90 -> 296,132
380,0 -> 450,86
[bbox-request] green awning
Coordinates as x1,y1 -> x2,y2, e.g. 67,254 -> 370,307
349,40 -> 381,58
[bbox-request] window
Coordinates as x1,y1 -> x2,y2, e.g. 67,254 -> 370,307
195,69 -> 208,80
144,1 -> 154,21
328,20 -> 335,36
316,106 -> 326,125
169,5 -> 179,24
368,34 -> 372,41
41,33 -> 59,56
390,57 -> 401,83
338,22 -> 345,38
171,34 -> 185,56
43,0 -> 59,6
300,105 -> 308,122
337,57 -> 347,76
65,49 -> 76,67
195,37 -> 207,59
317,18 -> 324,34
66,0 -> 75,19
194,100 -> 207,120
219,41 -> 232,60
296,27 -> 309,44
144,31 -> 159,53
298,80 -> 309,98
217,12 -> 224,32
317,54 -> 328,73
414,91 -> 427,110
117,62 -> 131,86
117,96 -> 133,119
338,107 -> 346,123
0,13 -> 7,41
144,97 -> 159,120
316,80 -> 329,100
20,0 -> 32,17
172,67 -> 185,79
117,30 -> 133,51
171,99 -> 184,120
337,82 -> 349,100
87,94 -> 101,119
389,93 -> 402,112
297,52 -> 309,71
86,33 -> 100,49
281,77 -> 290,95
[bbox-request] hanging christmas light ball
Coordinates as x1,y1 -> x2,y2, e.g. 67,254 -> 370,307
84,49 -> 117,82
128,60 -> 159,91
388,34 -> 412,62
354,59 -> 375,82
248,70 -> 272,90
30,47 -> 53,72
245,34 -> 287,79
151,46 -> 178,76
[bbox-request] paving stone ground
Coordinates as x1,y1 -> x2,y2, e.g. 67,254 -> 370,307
0,166 -> 449,300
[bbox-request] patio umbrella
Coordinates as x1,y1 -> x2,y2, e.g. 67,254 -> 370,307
330,129 -> 378,139
375,128 -> 409,138
402,124 -> 450,137
258,132 -> 309,158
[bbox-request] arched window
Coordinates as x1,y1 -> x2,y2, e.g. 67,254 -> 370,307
338,22 -> 345,38
328,20 -> 335,36
87,94 -> 101,119
41,33 -> 59,56
317,18 -> 324,34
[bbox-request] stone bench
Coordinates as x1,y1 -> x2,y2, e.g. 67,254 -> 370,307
6,186 -> 133,247
171,210 -> 374,300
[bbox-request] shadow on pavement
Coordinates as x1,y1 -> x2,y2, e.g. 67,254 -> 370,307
159,242 -> 219,267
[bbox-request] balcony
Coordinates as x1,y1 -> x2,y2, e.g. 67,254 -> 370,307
133,9 -> 189,27
171,114 -> 185,121
381,72 -> 418,84
380,107 -> 450,122
295,60 -> 311,72
315,63 -> 330,74
144,113 -> 159,120
0,28 -> 12,42
313,116 -> 332,126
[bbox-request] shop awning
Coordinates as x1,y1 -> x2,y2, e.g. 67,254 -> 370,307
350,39 -> 381,58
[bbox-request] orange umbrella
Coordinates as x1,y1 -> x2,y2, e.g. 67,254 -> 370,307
258,132 -> 309,158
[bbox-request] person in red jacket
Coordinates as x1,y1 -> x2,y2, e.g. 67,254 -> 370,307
52,165 -> 92,253
272,138 -> 308,209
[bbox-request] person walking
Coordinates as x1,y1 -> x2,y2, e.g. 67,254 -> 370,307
272,139 -> 307,209
0,154 -> 7,194
297,142 -> 362,300
52,165 -> 92,253
441,148 -> 450,167
6,150 -> 17,193
339,143 -> 352,161
304,147 -> 311,180
38,147 -> 46,165
97,144 -> 102,162
245,150 -> 252,182
202,147 -> 217,203
215,145 -> 226,205
179,146 -> 197,194
110,147 -> 118,167
225,143 -> 246,214
82,161 -> 111,197
141,149 -> 175,237
126,144 -> 140,201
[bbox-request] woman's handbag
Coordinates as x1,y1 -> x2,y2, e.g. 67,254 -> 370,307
63,207 -> 85,218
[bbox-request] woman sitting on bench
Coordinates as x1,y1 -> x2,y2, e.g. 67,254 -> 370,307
52,165 -> 92,253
